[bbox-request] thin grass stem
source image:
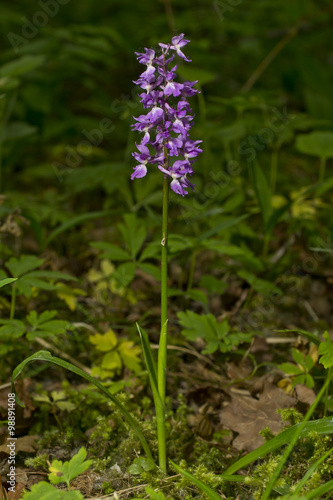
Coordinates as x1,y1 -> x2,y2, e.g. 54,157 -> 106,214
9,282 -> 16,320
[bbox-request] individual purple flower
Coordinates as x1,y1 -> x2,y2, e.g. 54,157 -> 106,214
159,34 -> 192,62
131,35 -> 202,196
163,81 -> 184,97
135,48 -> 155,66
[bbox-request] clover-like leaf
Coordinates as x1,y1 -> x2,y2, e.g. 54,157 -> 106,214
128,457 -> 155,475
118,341 -> 142,373
101,350 -> 122,371
21,481 -> 84,499
48,447 -> 92,488
89,330 -> 118,351
6,255 -> 44,277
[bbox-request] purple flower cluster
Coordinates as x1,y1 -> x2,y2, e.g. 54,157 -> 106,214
131,34 -> 202,196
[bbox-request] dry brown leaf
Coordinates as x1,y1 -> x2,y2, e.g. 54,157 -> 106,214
294,384 -> 316,407
226,360 -> 253,381
0,436 -> 38,454
6,483 -> 26,500
219,383 -> 296,451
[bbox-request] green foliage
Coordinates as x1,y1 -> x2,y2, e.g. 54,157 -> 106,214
48,447 -> 92,487
0,277 -> 17,288
251,160 -> 272,227
91,212 -> 161,285
318,332 -> 333,369
21,448 -> 91,499
0,255 -> 75,298
118,213 -> 147,260
22,482 -> 83,500
132,486 -> 169,499
89,329 -> 142,378
171,461 -> 223,500
278,348 -> 316,389
2,1 -> 333,497
33,389 -> 76,413
0,311 -> 69,355
128,457 -> 156,475
177,311 -> 251,354
237,269 -> 282,296
11,350 -> 154,462
295,132 -> 333,161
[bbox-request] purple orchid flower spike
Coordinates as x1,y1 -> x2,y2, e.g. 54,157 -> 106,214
131,34 -> 202,196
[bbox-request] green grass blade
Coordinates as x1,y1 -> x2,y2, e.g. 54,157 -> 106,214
157,320 -> 168,404
261,374 -> 332,500
11,350 -> 153,462
137,323 -> 163,414
221,417 -> 333,476
197,214 -> 249,243
305,478 -> 333,499
276,329 -> 321,347
220,475 -> 246,482
170,460 -> 223,499
0,277 -> 17,289
137,323 -> 166,472
293,447 -> 333,495
251,160 -> 272,227
43,210 -> 114,248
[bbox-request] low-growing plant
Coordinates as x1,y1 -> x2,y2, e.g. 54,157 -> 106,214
21,447 -> 92,499
89,328 -> 142,379
177,310 -> 251,354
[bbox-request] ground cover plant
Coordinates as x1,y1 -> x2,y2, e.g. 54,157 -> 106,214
1,0 -> 333,498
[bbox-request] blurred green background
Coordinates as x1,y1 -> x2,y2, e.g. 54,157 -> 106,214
0,0 -> 333,259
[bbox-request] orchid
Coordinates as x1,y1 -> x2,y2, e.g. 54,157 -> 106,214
131,34 -> 202,197
122,35 -> 202,474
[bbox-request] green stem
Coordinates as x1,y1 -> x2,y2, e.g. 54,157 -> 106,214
319,156 -> 326,184
163,0 -> 175,31
270,148 -> 278,193
10,282 -> 16,320
324,367 -> 332,417
261,369 -> 333,500
262,233 -> 270,258
157,174 -> 169,473
0,138 -> 2,194
160,175 -> 169,333
0,95 -> 5,194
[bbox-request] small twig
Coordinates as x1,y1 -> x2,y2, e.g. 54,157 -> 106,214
0,382 -> 11,391
163,0 -> 176,32
266,337 -> 296,344
150,343 -> 217,369
86,475 -> 182,499
72,322 -> 95,332
303,300 -> 319,322
269,235 -> 296,264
